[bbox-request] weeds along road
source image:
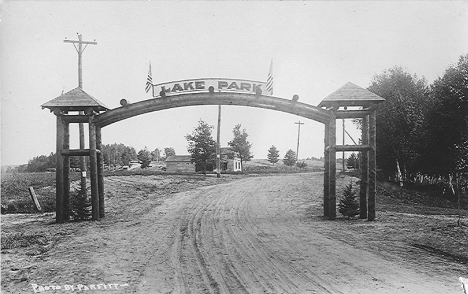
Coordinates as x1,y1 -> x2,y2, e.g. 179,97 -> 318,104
91,173 -> 464,294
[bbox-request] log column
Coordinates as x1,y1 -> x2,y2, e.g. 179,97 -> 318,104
328,110 -> 337,220
359,115 -> 369,219
96,126 -> 105,218
63,121 -> 70,221
323,122 -> 330,217
88,113 -> 99,220
368,110 -> 377,221
55,112 -> 64,223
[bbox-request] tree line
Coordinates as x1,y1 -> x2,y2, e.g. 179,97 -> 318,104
358,54 -> 467,189
6,144 -> 178,173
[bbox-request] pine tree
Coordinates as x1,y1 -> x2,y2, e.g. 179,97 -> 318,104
69,187 -> 91,221
137,147 -> 152,169
283,149 -> 297,166
228,124 -> 253,170
267,145 -> 280,164
338,182 -> 360,219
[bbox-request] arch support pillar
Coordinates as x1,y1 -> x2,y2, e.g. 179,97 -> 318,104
327,110 -> 337,220
323,122 -> 330,217
359,115 -> 369,219
368,110 -> 377,221
54,111 -> 105,223
89,116 -> 99,221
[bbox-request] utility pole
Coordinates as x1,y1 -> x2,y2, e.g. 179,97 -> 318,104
216,105 -> 222,178
295,121 -> 304,161
64,34 -> 97,192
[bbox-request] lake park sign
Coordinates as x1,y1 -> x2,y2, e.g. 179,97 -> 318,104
152,78 -> 271,97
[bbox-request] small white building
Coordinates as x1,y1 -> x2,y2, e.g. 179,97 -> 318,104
220,147 -> 242,172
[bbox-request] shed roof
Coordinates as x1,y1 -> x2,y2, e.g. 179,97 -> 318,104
318,82 -> 385,108
166,155 -> 192,162
41,87 -> 110,112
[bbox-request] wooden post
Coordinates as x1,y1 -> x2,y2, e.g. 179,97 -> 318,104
28,187 -> 42,212
368,110 -> 377,221
96,126 -> 105,218
79,116 -> 87,194
323,122 -> 330,217
89,116 -> 99,220
359,115 -> 369,219
328,110 -> 337,220
55,114 -> 64,223
63,121 -> 70,221
216,105 -> 221,178
342,119 -> 345,172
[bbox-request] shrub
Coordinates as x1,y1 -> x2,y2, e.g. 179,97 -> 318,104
338,182 -> 360,219
69,188 -> 91,221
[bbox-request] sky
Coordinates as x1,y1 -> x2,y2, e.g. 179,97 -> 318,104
1,1 -> 468,166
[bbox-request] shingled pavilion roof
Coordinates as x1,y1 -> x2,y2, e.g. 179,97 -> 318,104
41,87 -> 109,112
318,82 -> 385,108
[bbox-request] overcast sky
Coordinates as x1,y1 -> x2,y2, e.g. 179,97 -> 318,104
1,1 -> 467,166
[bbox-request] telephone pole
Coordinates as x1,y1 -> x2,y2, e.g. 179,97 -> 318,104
295,121 -> 304,161
64,34 -> 97,192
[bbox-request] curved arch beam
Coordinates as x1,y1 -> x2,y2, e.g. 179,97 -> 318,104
93,92 -> 331,128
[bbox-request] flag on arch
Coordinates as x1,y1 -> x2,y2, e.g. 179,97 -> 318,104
266,60 -> 273,95
145,62 -> 153,93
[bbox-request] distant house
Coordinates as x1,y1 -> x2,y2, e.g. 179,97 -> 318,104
165,155 -> 195,173
220,147 -> 242,172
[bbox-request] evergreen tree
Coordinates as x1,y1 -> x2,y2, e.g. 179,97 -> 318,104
185,120 -> 216,174
338,182 -> 360,219
346,153 -> 360,169
283,149 -> 297,166
267,145 -> 280,164
228,124 -> 253,170
137,147 -> 152,169
69,187 -> 91,221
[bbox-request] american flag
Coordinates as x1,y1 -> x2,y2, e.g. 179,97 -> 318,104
145,62 -> 153,93
266,60 -> 273,95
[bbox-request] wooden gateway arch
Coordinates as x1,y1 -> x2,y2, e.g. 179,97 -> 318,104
42,81 -> 384,223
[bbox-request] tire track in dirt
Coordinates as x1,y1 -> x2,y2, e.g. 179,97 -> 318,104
117,173 -> 464,293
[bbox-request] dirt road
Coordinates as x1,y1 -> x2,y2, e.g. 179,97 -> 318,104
2,173 -> 466,293
88,173 -> 464,294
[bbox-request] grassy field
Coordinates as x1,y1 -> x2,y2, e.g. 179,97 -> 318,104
1,172 -> 81,214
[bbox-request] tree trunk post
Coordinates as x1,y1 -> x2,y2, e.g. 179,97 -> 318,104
216,105 -> 221,178
79,114 -> 87,196
359,115 -> 369,219
328,110 -> 337,220
63,121 -> 70,221
368,110 -> 377,221
55,114 -> 64,223
96,126 -> 105,218
323,122 -> 330,217
89,116 -> 99,220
